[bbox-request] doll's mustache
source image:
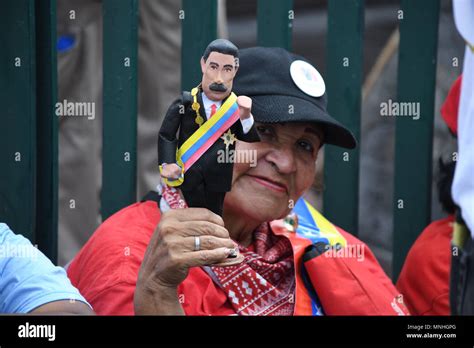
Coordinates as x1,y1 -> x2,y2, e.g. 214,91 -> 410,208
209,82 -> 227,92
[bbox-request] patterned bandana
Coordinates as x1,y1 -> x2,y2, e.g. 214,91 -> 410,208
159,182 -> 296,315
208,223 -> 296,316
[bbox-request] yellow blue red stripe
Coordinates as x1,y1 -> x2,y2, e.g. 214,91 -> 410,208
177,92 -> 239,172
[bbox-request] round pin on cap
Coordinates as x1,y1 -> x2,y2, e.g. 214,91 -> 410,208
290,60 -> 326,97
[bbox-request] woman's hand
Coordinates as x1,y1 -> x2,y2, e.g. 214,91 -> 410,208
134,208 -> 235,315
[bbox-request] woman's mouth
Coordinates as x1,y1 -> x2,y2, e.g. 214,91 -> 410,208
248,175 -> 288,193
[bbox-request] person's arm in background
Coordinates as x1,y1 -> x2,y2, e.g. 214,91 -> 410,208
0,223 -> 94,314
452,0 -> 474,237
29,299 -> 92,315
450,0 -> 474,316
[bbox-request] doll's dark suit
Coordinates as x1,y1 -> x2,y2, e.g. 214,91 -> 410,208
158,88 -> 260,216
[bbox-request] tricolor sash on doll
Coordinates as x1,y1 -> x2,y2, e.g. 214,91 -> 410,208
161,92 -> 240,187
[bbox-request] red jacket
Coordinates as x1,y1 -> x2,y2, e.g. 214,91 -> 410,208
396,216 -> 453,315
67,200 -> 409,315
270,219 -> 409,315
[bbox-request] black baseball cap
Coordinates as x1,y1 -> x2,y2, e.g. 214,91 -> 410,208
233,47 -> 356,149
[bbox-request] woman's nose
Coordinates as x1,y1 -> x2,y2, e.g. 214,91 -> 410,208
266,147 -> 297,174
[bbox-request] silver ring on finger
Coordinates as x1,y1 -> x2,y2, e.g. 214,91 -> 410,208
194,236 -> 201,251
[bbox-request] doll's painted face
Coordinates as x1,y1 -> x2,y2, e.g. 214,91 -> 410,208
200,51 -> 238,101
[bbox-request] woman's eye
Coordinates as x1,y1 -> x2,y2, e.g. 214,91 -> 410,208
298,140 -> 314,153
256,126 -> 273,137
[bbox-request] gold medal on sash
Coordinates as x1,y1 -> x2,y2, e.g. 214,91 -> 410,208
194,115 -> 204,127
191,86 -> 204,126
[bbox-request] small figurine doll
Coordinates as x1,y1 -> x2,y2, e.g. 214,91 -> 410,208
157,39 -> 260,265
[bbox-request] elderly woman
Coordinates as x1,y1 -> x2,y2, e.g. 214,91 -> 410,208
67,47 -> 408,316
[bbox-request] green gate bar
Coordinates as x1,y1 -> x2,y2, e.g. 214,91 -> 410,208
324,0 -> 364,236
0,0 -> 37,243
102,0 -> 138,220
257,0 -> 293,50
35,0 -> 58,263
181,0 -> 217,91
393,0 -> 439,280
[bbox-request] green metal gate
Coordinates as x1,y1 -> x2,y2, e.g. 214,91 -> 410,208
0,0 -> 440,281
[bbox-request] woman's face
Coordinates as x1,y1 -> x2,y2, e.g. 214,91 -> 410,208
224,122 -> 323,222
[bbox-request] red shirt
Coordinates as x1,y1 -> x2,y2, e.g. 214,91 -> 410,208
67,201 -> 240,315
396,216 -> 454,315
68,200 -> 408,316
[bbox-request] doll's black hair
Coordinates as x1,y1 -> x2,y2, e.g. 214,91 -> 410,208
203,39 -> 239,64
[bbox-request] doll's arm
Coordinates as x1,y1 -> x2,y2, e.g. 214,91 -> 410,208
234,96 -> 260,143
158,98 -> 183,165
